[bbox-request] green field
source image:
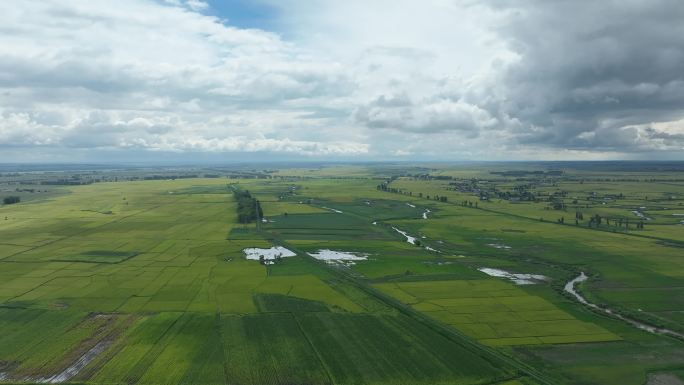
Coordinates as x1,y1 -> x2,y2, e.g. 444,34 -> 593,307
375,279 -> 619,346
1,163 -> 684,384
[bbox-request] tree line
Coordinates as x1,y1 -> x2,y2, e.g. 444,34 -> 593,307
377,183 -> 448,202
3,196 -> 20,205
233,189 -> 263,224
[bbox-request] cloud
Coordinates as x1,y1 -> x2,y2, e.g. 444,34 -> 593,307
355,95 -> 496,135
0,0 -> 682,161
264,0 -> 684,156
164,0 -> 209,12
484,0 -> 684,152
0,0 -> 364,158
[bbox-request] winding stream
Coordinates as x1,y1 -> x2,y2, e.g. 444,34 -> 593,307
564,272 -> 684,339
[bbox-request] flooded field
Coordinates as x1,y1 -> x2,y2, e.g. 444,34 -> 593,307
243,246 -> 297,263
307,249 -> 368,265
478,267 -> 549,285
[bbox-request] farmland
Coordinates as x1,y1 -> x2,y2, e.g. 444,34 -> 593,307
0,162 -> 683,384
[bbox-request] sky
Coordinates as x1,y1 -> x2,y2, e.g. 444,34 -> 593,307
0,0 -> 683,163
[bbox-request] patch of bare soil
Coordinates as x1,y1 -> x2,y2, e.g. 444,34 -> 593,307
647,373 -> 684,385
6,313 -> 137,383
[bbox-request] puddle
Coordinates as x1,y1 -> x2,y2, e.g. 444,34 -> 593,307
307,249 -> 368,266
487,243 -> 511,249
372,221 -> 378,225
243,247 -> 296,264
422,209 -> 431,219
322,206 -> 343,213
424,261 -> 454,266
392,227 -> 417,245
406,203 -> 416,208
564,272 -> 684,339
424,246 -> 440,252
478,268 -> 549,285
632,210 -> 652,220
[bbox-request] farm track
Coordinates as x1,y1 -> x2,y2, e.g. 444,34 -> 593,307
292,313 -> 335,385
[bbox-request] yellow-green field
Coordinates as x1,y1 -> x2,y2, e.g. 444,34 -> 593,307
1,163 -> 684,385
375,279 -> 619,346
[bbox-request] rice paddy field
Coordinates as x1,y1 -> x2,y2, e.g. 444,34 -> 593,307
0,162 -> 683,385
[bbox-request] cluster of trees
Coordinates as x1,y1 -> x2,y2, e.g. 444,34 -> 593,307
376,183 -> 401,193
461,200 -> 478,208
581,213 -> 644,229
259,255 -> 284,265
234,189 -> 262,224
142,174 -> 198,180
377,182 -> 413,196
3,196 -> 20,205
41,179 -> 94,185
549,200 -> 566,210
495,189 -> 537,202
490,170 -> 563,177
227,173 -> 271,179
377,183 -> 448,202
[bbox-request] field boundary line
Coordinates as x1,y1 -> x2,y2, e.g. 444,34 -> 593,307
293,312 -> 336,385
215,312 -> 229,385
263,229 -> 558,385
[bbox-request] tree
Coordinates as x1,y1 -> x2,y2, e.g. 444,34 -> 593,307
234,189 -> 262,224
3,196 -> 20,205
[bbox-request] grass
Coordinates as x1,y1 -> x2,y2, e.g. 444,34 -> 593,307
253,293 -> 331,312
256,275 -> 364,313
0,167 -> 683,385
375,279 -> 620,346
221,313 -> 331,385
296,312 -> 513,385
52,250 -> 138,263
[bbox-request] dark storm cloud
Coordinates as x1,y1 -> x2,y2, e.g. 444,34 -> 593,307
490,0 -> 684,151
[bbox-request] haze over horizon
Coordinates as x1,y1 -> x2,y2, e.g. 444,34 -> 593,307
1,0 -> 683,163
